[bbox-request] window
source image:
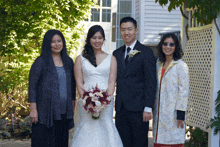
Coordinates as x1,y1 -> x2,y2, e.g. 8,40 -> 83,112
102,9 -> 111,22
91,8 -> 100,22
89,0 -> 111,22
102,0 -> 111,7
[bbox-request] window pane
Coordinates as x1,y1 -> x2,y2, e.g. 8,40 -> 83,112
119,39 -> 124,47
91,8 -> 100,22
119,1 -> 132,13
116,0 -> 133,48
117,26 -> 121,39
102,0 -> 111,7
102,9 -> 111,22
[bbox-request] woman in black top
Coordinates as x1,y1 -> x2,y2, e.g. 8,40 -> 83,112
29,29 -> 76,147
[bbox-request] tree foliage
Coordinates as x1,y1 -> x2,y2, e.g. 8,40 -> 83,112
0,0 -> 96,118
155,0 -> 220,24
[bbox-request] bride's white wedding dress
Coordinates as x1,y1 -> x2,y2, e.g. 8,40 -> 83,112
71,54 -> 123,147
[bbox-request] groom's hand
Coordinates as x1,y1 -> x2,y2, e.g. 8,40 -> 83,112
143,112 -> 152,122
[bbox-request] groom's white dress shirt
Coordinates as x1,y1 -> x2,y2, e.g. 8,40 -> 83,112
125,40 -> 152,113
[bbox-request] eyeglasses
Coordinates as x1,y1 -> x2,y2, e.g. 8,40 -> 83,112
163,42 -> 175,47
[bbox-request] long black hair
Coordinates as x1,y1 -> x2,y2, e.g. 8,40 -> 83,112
82,25 -> 105,67
157,33 -> 183,63
41,29 -> 69,67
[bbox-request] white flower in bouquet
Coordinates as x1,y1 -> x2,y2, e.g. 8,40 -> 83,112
95,92 -> 103,97
94,105 -> 105,113
82,99 -> 86,105
95,101 -> 101,107
93,106 -> 102,112
89,93 -> 94,97
92,97 -> 99,102
82,85 -> 111,119
88,104 -> 93,108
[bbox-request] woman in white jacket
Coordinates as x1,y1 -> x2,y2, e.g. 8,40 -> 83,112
153,33 -> 189,147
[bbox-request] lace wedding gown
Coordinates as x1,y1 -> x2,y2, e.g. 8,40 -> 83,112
70,54 -> 123,147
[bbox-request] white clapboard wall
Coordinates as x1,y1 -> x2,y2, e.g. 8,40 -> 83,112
135,0 -> 181,45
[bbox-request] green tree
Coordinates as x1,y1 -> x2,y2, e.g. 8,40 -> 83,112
155,0 -> 220,25
0,0 -> 97,119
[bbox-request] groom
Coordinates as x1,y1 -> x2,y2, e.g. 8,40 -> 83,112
113,17 -> 157,147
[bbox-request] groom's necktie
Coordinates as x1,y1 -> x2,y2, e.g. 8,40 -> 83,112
125,47 -> 131,65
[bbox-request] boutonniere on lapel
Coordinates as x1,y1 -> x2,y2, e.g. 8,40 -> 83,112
128,49 -> 141,60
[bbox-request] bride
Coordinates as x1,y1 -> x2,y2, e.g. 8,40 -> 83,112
71,25 -> 123,147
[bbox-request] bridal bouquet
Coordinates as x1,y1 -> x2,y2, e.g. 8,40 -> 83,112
81,86 -> 113,119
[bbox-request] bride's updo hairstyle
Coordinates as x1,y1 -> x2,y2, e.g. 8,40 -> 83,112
82,25 -> 105,67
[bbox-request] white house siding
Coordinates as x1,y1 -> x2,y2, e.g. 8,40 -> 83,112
135,0 -> 140,40
142,0 -> 181,45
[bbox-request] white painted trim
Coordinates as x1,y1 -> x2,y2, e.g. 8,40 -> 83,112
208,20 -> 220,147
111,0 -> 118,12
181,4 -> 187,52
139,0 -> 145,43
100,0 -> 103,22
188,24 -> 212,31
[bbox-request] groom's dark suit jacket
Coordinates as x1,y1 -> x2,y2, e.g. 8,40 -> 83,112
113,40 -> 157,112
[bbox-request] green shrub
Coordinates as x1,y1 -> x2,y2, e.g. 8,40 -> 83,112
0,118 -> 11,139
19,116 -> 32,134
185,126 -> 208,147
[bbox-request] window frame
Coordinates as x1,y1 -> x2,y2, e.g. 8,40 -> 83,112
87,0 -> 112,23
